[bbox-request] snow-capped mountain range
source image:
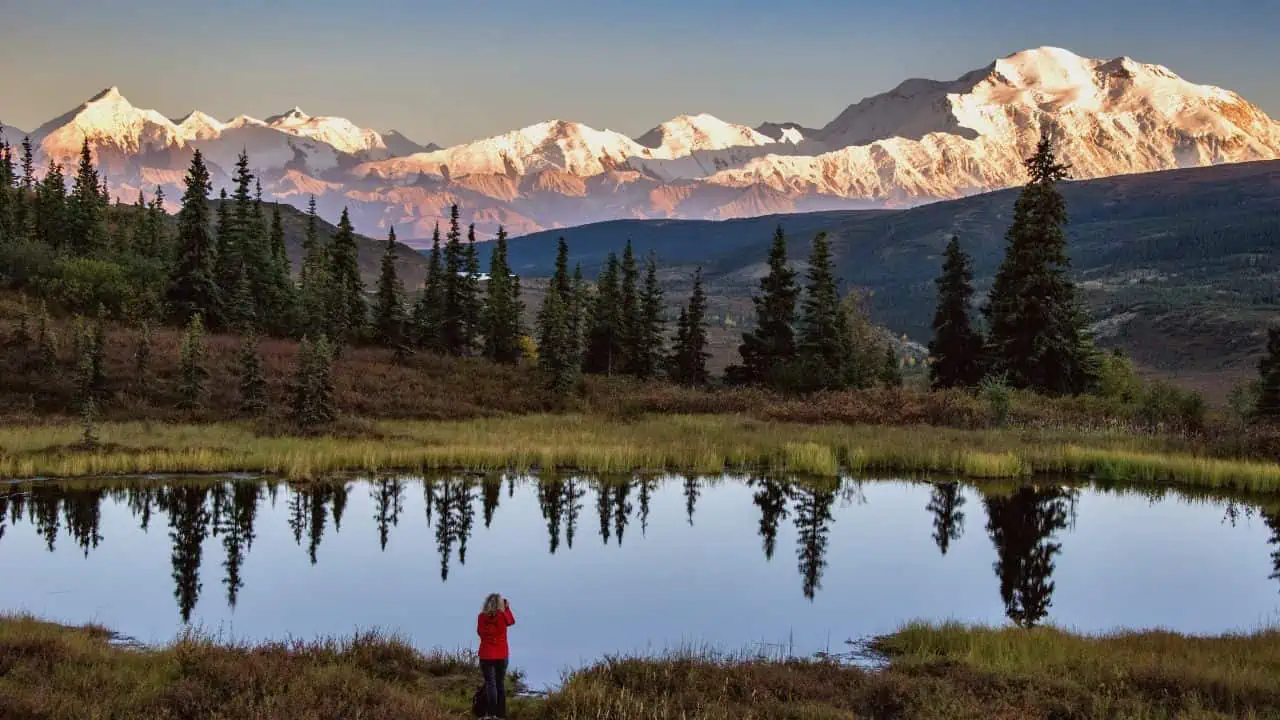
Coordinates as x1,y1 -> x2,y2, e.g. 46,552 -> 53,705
3,47 -> 1278,241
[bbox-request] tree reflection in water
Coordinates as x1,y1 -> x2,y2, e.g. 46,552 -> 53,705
3,477 -> 1276,626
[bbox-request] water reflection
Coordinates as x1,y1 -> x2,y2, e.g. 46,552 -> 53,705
984,487 -> 1075,628
1,476 -> 1279,629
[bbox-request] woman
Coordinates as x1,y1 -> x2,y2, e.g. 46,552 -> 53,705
477,593 -> 515,719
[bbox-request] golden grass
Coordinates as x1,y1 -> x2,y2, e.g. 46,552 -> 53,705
1,415 -> 1279,493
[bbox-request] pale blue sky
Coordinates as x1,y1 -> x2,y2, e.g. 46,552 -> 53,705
1,0 -> 1276,146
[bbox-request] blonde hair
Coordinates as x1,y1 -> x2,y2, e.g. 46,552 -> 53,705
482,593 -> 504,616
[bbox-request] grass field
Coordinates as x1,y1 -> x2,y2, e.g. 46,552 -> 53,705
3,615 -> 1277,719
3,414 -> 1280,493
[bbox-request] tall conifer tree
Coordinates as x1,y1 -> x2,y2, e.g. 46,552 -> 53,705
584,253 -> 624,375
619,240 -> 641,373
632,252 -> 665,379
165,151 -> 219,325
482,226 -> 523,364
735,225 -> 798,386
440,205 -> 471,355
35,161 -> 67,251
984,134 -> 1097,395
327,207 -> 365,344
265,201 -> 297,335
796,231 -> 851,390
372,226 -> 407,347
68,139 -> 107,255
298,196 -> 329,339
410,224 -> 445,351
669,268 -> 710,386
929,236 -> 985,389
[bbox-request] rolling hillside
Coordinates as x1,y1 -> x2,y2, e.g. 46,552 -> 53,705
497,160 -> 1280,387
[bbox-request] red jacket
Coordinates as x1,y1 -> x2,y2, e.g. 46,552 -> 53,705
477,606 -> 516,660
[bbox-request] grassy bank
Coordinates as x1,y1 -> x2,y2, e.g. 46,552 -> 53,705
2,414 -> 1280,492
3,616 -> 1278,719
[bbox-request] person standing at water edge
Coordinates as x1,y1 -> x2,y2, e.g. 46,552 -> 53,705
478,593 -> 516,719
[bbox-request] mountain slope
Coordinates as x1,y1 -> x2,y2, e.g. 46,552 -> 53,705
14,46 -> 1280,239
499,160 -> 1280,381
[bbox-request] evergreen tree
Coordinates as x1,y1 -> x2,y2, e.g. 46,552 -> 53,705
618,240 -> 641,373
20,137 -> 35,189
236,334 -> 268,416
74,317 -> 107,419
410,224 -> 444,351
229,264 -> 256,334
371,226 -> 407,347
165,151 -> 220,326
584,253 -> 624,375
0,139 -> 14,246
34,161 -> 67,251
929,236 -> 985,389
568,263 -> 588,363
327,208 -> 365,344
1256,326 -> 1280,421
631,252 -> 665,379
177,314 -> 208,410
840,291 -> 891,389
213,188 -> 239,324
669,267 -> 710,386
927,483 -> 966,556
297,196 -> 330,339
537,241 -> 579,395
291,335 -> 337,429
68,139 -> 107,255
440,205 -> 471,355
265,201 -> 297,335
735,225 -> 798,387
482,226 -> 523,363
984,134 -> 1097,395
462,223 -> 483,348
796,232 -> 851,391
136,186 -> 168,258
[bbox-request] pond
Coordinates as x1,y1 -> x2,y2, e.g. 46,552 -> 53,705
1,476 -> 1278,688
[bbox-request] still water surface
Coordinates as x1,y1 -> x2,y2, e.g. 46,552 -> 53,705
1,476 -> 1278,688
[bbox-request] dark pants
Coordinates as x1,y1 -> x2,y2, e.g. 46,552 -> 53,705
480,658 -> 508,718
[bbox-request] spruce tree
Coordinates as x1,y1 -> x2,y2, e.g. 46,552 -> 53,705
537,279 -> 578,396
440,205 -> 469,355
291,335 -> 336,429
984,134 -> 1097,395
619,240 -> 641,373
68,139 -> 107,255
735,225 -> 798,387
584,253 -> 624,375
568,263 -> 587,363
236,334 -> 268,416
482,226 -> 523,364
74,317 -> 108,404
327,208 -> 365,344
213,188 -> 238,316
0,139 -> 14,246
178,314 -> 208,410
462,223 -> 483,350
796,232 -> 851,391
165,151 -> 220,326
229,265 -> 256,334
929,236 -> 985,389
35,161 -> 67,251
633,252 -> 665,379
265,201 -> 297,335
372,226 -> 407,347
1256,326 -> 1280,422
297,196 -> 330,339
410,223 -> 445,351
669,268 -> 710,386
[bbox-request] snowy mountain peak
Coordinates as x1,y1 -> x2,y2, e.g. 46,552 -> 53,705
33,86 -> 180,160
174,110 -> 226,141
88,86 -> 126,103
636,113 -> 776,155
266,107 -> 312,124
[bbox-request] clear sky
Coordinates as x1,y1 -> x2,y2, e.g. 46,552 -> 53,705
1,0 -> 1276,147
